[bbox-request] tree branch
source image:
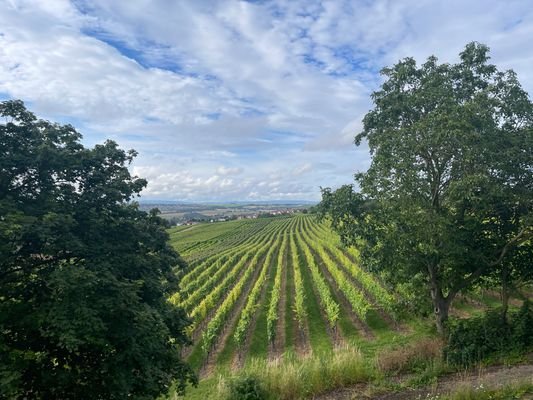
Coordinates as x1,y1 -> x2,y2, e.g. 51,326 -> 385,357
488,226 -> 532,267
450,226 -> 533,296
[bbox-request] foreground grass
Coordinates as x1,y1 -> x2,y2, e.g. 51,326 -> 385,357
174,338 -> 532,400
177,346 -> 374,400
442,381 -> 533,400
176,318 -> 437,399
174,364 -> 533,400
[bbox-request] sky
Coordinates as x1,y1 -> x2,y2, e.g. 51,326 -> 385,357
1,0 -> 533,202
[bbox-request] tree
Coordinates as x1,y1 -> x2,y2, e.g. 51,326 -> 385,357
0,100 -> 196,399
319,43 -> 533,334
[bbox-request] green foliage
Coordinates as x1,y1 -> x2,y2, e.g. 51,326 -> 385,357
444,311 -> 511,367
234,234 -> 279,346
201,227 -> 280,354
444,301 -> 533,367
511,299 -> 533,349
266,231 -> 288,343
296,230 -> 340,329
319,42 -> 533,333
0,100 -> 196,399
226,375 -> 266,400
289,231 -> 307,330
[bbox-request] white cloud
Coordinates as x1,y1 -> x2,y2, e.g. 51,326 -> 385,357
216,166 -> 243,176
1,0 -> 533,200
292,163 -> 313,176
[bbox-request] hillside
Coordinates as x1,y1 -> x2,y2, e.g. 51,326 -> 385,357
166,215 -> 530,399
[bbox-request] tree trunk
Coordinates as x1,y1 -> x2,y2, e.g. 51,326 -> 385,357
501,264 -> 510,321
428,262 -> 451,335
433,294 -> 450,335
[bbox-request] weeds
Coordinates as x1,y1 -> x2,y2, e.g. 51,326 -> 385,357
216,346 -> 373,400
376,338 -> 443,374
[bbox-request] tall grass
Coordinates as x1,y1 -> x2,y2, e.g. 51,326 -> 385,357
216,346 -> 373,399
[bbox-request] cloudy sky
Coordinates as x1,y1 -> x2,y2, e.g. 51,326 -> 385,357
1,0 -> 533,201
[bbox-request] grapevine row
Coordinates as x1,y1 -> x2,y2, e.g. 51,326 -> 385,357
305,218 -> 396,316
289,222 -> 307,330
201,231 -> 279,353
176,228 -> 274,309
234,233 -> 281,346
180,218 -> 282,295
295,231 -> 340,329
266,223 -> 290,343
186,224 -> 283,332
299,224 -> 372,320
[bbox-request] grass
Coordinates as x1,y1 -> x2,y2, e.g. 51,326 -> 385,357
441,381 -> 533,400
213,346 -> 373,400
176,337 -> 444,400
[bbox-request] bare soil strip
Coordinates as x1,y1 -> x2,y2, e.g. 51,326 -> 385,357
294,316 -> 311,357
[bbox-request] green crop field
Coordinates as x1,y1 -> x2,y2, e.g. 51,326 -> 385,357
167,214 -> 527,399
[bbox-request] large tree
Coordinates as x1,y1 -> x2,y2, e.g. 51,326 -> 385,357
319,43 -> 533,333
0,100 -> 196,399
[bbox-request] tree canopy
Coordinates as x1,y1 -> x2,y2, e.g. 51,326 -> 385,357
319,43 -> 533,333
0,100 -> 196,399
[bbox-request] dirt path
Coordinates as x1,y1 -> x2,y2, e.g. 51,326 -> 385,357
316,361 -> 533,399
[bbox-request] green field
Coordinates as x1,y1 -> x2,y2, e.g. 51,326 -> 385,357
167,215 -> 523,399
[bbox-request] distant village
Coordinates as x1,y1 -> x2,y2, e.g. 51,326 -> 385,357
137,201 -> 314,227
178,208 -> 306,226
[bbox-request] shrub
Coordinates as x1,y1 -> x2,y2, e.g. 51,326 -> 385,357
444,302 -> 533,367
511,300 -> 533,350
227,375 -> 266,400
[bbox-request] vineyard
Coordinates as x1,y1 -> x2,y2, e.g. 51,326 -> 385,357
169,215 -> 425,377
167,214 -> 530,400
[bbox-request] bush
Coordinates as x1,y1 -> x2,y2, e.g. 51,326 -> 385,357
511,300 -> 533,350
444,302 -> 533,367
228,375 -> 266,400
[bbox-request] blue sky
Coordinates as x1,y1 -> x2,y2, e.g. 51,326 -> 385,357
1,0 -> 533,201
